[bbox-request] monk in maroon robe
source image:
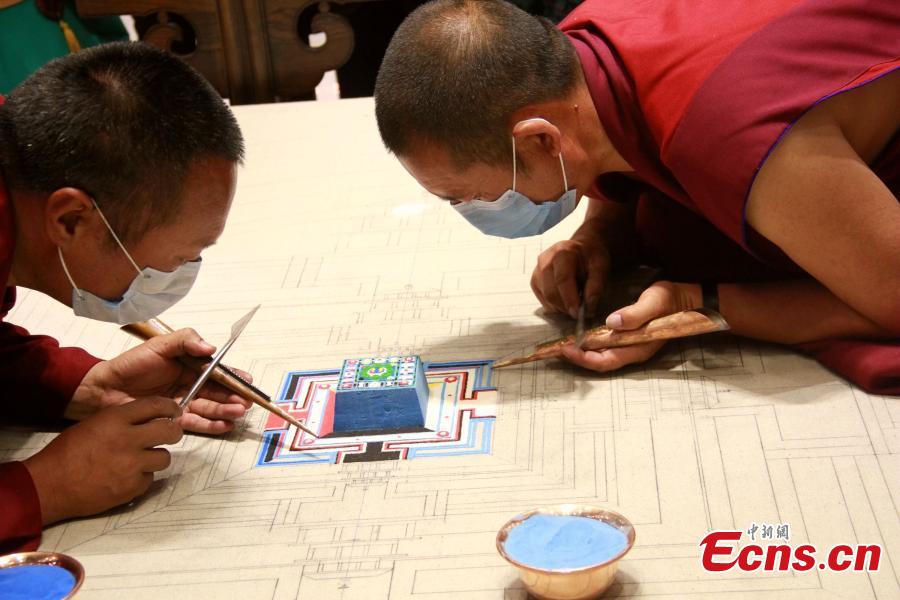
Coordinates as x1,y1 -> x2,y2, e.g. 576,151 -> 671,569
373,0 -> 900,393
0,44 -> 249,553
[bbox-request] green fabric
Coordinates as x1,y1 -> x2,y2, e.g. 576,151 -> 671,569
0,1 -> 127,94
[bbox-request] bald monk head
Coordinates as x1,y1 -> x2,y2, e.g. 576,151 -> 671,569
374,0 -> 629,238
1,42 -> 244,318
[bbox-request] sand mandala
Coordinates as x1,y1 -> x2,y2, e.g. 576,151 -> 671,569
257,360 -> 498,465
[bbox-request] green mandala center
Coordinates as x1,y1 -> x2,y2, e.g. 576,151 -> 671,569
360,363 -> 395,380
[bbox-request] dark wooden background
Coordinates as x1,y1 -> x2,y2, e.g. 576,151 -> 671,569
75,0 -> 381,103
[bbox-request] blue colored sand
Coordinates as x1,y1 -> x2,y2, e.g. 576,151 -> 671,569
0,564 -> 76,600
504,514 -> 628,570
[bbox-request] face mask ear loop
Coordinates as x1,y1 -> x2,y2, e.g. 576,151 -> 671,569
58,247 -> 85,300
559,152 -> 569,192
511,136 -> 518,192
90,199 -> 143,277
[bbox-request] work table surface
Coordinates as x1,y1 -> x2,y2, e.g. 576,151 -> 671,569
3,98 -> 897,600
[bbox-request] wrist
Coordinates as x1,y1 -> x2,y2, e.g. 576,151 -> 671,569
22,454 -> 66,525
571,233 -> 605,253
65,362 -> 108,420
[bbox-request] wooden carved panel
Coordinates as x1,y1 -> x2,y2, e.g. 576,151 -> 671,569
262,0 -> 365,100
75,0 -> 239,99
75,0 -> 380,104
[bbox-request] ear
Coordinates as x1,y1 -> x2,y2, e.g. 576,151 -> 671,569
511,118 -> 563,159
44,188 -> 96,249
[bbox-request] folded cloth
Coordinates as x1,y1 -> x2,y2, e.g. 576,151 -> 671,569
795,339 -> 900,396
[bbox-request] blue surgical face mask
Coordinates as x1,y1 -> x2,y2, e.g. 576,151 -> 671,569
453,136 -> 577,238
58,200 -> 201,325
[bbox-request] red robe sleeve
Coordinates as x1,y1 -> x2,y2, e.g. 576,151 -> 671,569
0,97 -> 100,550
0,289 -> 101,551
1,290 -> 101,422
0,462 -> 43,553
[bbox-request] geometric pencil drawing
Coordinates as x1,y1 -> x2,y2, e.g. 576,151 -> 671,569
2,99 -> 897,599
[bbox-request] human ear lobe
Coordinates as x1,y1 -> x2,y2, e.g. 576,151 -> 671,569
44,187 -> 94,248
511,117 -> 563,160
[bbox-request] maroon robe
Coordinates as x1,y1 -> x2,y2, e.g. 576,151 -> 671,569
559,0 -> 900,394
0,95 -> 102,553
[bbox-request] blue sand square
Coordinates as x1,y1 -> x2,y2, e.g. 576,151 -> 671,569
333,356 -> 429,432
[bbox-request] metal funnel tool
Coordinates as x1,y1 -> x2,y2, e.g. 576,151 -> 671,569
494,308 -> 729,369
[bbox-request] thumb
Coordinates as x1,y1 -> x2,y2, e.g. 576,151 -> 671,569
605,284 -> 670,330
150,328 -> 216,359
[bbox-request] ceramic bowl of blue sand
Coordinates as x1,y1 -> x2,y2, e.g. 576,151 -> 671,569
0,551 -> 84,599
496,505 -> 635,600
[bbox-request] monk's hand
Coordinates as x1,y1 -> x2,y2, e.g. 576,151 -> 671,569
69,328 -> 252,435
24,396 -> 184,524
561,281 -> 701,372
531,235 -> 611,319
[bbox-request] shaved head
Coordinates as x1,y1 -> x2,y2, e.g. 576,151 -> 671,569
374,0 -> 579,168
0,42 -> 243,242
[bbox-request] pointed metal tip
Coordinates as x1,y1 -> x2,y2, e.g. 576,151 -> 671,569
492,356 -> 530,369
574,303 -> 587,349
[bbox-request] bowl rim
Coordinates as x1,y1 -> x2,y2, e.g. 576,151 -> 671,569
0,550 -> 85,599
495,504 -> 636,574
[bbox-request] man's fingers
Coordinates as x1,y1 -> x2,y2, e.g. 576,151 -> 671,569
606,284 -> 671,330
561,345 -> 622,372
530,270 -> 548,308
583,274 -> 604,318
538,265 -> 566,314
214,388 -> 253,409
583,255 -> 609,317
184,398 -> 248,422
204,370 -> 254,408
171,373 -> 255,410
179,412 -> 235,435
148,328 -> 216,360
185,379 -> 253,408
142,448 -> 172,473
533,242 -> 604,317
134,415 -> 184,447
561,342 -> 664,372
532,249 -> 557,311
553,259 -> 582,319
118,396 -> 182,424
539,251 -> 577,314
226,367 -> 254,385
